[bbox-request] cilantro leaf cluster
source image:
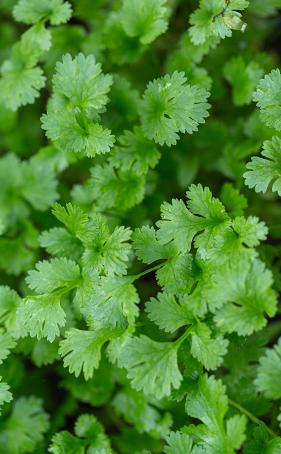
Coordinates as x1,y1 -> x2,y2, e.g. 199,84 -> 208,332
1,0 -> 281,452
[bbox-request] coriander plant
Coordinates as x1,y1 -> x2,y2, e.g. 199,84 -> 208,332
0,1 -> 281,453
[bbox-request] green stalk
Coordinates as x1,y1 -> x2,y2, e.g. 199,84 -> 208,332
228,399 -> 278,439
80,106 -> 89,133
173,324 -> 195,349
130,262 -> 165,284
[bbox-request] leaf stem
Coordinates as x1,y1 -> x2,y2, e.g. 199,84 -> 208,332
174,324 -> 195,349
131,262 -> 165,283
228,398 -> 278,438
80,106 -> 89,133
212,0 -> 230,22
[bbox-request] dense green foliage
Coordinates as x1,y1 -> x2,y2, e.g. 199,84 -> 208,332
1,0 -> 281,453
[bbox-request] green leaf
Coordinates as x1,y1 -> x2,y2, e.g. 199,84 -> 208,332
219,183 -> 248,218
39,227 -> 83,262
185,372 -> 228,426
109,127 -> 161,176
141,71 -> 211,146
223,56 -> 264,106
183,374 -> 247,454
41,110 -> 115,157
104,74 -> 140,128
49,432 -> 85,454
21,159 -> 59,211
112,387 -> 172,435
156,184 -> 231,254
13,0 -> 72,25
145,292 -> 194,333
0,154 -> 58,224
31,338 -> 60,367
0,329 -> 17,364
254,338 -> 281,400
248,0 -> 281,18
41,53 -> 115,156
105,11 -> 148,65
157,254 -> 194,295
232,216 -> 268,247
61,356 -> 114,407
52,53 -> 113,109
121,0 -> 168,44
0,396 -> 50,454
106,325 -> 135,366
0,228 -> 38,276
244,136 -> 281,195
132,226 -> 194,294
207,216 -> 268,265
49,414 -> 111,454
82,226 -> 132,277
82,275 -> 140,329
59,327 -> 123,380
89,164 -> 145,211
74,414 -> 111,451
140,71 -> 210,146
244,422 -> 281,454
0,377 -> 12,415
51,203 -> 88,237
0,286 -> 27,339
226,414 -> 248,451
164,431 -> 204,454
73,267 -> 100,313
132,226 -> 172,264
121,335 -> 183,399
17,293 -> 66,342
22,22 -> 52,53
190,321 -> 228,370
204,259 -> 277,335
26,258 -> 81,294
253,69 -> 281,131
0,39 -> 46,111
189,0 -> 249,45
